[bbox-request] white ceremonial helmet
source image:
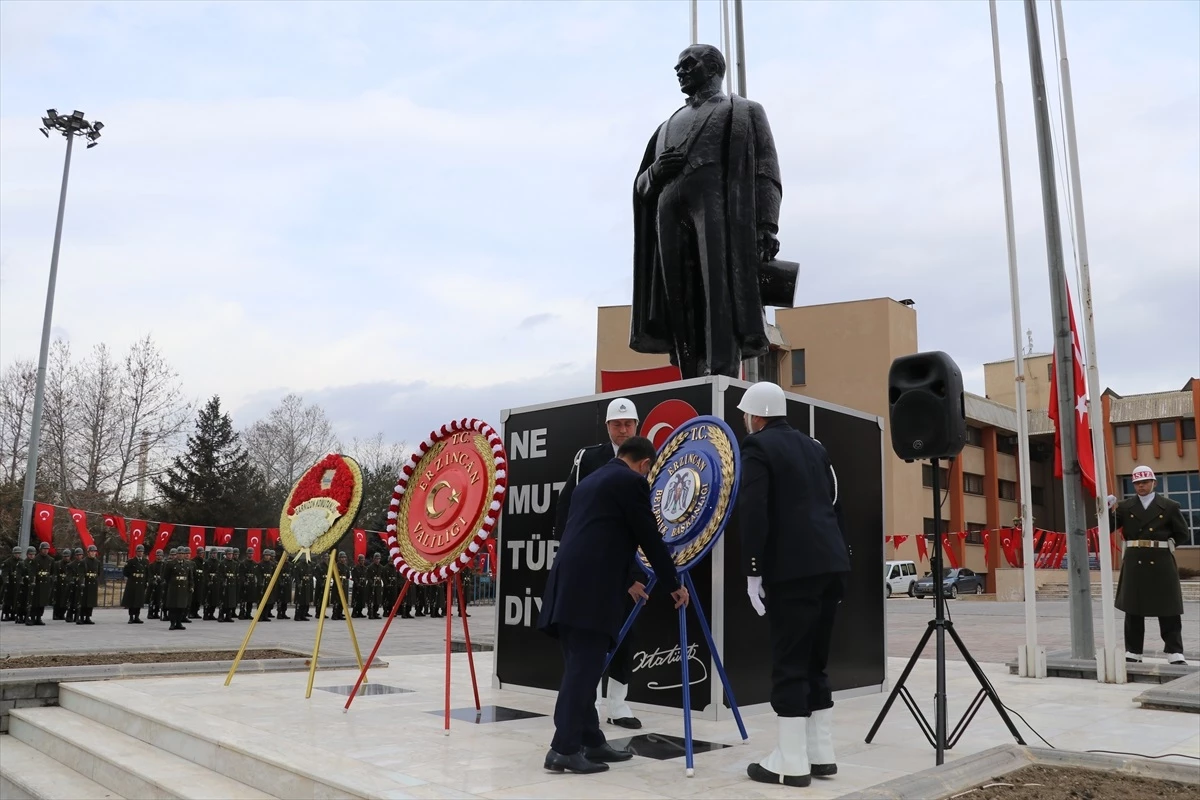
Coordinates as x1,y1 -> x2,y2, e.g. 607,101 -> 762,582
738,381 -> 787,417
606,397 -> 639,422
1131,465 -> 1156,483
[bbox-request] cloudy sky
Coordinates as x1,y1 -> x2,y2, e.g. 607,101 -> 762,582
1,0 -> 1196,448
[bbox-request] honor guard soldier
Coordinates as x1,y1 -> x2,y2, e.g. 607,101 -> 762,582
122,544 -> 150,623
165,548 -> 193,630
1110,466 -> 1190,665
204,548 -> 221,620
189,548 -> 207,619
65,548 -> 84,622
554,396 -> 645,729
736,382 -> 850,788
384,559 -> 400,618
237,549 -> 257,619
26,542 -> 54,626
54,550 -> 73,620
351,554 -> 368,618
258,549 -> 277,620
330,552 -> 348,620
75,545 -> 102,625
275,551 -> 293,620
219,548 -> 241,622
292,555 -> 313,620
1,547 -> 21,621
367,552 -> 385,619
147,549 -> 166,619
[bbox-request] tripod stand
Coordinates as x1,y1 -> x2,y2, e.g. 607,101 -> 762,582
864,457 -> 1025,764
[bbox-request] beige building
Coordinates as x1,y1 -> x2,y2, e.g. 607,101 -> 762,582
595,299 -> 1200,588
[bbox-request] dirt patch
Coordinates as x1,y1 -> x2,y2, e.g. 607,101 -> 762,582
1,649 -> 300,670
958,764 -> 1197,799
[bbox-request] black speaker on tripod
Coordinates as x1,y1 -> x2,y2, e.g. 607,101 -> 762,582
867,350 -> 1025,764
888,351 -> 966,462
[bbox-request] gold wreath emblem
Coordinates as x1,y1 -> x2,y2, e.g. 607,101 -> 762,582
426,480 -> 460,520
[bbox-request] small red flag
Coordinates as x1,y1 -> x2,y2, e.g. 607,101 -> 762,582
484,537 -> 498,577
916,534 -> 928,562
265,528 -> 280,548
941,534 -> 960,569
32,503 -> 55,554
68,508 -> 94,550
1047,284 -> 1097,498
246,529 -> 263,562
127,519 -> 147,558
150,523 -> 174,561
189,526 -> 206,558
353,529 -> 367,561
982,529 -> 991,567
215,527 -> 233,546
102,513 -> 128,542
893,534 -> 908,550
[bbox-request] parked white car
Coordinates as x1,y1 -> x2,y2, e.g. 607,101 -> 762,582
884,560 -> 918,598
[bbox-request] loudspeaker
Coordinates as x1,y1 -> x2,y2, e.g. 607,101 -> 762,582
888,351 -> 966,461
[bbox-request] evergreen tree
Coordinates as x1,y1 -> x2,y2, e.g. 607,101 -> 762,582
155,396 -> 265,525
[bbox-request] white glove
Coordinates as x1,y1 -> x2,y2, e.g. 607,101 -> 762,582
747,576 -> 766,617
1105,494 -> 1117,510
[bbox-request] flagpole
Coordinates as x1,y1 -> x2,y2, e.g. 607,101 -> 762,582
1051,0 -> 1123,683
989,0 -> 1044,678
690,0 -> 698,44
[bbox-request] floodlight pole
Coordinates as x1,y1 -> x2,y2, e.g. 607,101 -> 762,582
18,111 -> 101,554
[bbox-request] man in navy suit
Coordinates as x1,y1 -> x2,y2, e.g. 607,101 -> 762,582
539,436 -> 689,774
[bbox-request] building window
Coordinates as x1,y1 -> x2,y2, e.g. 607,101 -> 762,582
998,480 -> 1017,501
1031,485 -> 1045,506
1159,421 -> 1177,442
1113,424 -> 1130,446
1135,423 -> 1153,443
1182,418 -> 1196,440
760,352 -> 780,385
965,426 -> 983,447
790,349 -> 806,386
963,472 -> 985,495
923,518 -> 941,536
1119,471 -> 1200,546
966,523 -> 986,545
922,464 -> 950,489
997,435 -> 1017,455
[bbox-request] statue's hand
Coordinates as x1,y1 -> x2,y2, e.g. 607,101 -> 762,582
651,149 -> 687,184
757,230 -> 780,262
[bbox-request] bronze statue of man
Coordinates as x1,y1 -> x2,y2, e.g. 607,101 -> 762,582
630,44 -> 783,378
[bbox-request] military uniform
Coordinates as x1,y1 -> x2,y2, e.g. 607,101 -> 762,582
384,561 -> 400,618
259,551 -> 278,620
219,549 -> 240,622
53,552 -> 73,620
330,553 -> 348,620
293,556 -> 314,620
238,553 -> 257,619
203,551 -> 221,620
75,547 -> 101,624
367,554 -> 385,619
26,545 -> 55,626
189,553 -> 207,619
351,556 -> 368,618
65,549 -> 84,622
275,554 -> 293,619
147,551 -> 166,619
122,548 -> 150,623
1,550 -> 22,621
165,549 -> 193,630
1112,468 -> 1189,663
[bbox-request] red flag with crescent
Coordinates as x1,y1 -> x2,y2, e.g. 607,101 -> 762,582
916,534 -> 928,562
485,537 -> 498,577
941,534 -> 960,568
265,528 -> 280,548
353,529 -> 367,561
102,513 -> 127,542
999,527 -> 1018,567
32,503 -> 56,554
68,508 -> 94,550
127,519 -> 147,558
189,526 -> 206,557
246,529 -> 263,562
215,527 -> 233,546
149,523 -> 174,562
893,534 -> 908,550
982,529 -> 991,567
376,530 -> 389,547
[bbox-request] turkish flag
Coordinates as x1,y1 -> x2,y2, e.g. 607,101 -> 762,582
189,526 -> 206,557
150,523 -> 174,562
600,365 -> 683,392
376,530 -> 390,547
102,514 -> 128,542
916,534 -> 928,561
485,537 -> 498,577
246,529 -> 263,562
353,529 -> 367,561
941,534 -> 960,569
1047,284 -> 1097,498
265,528 -> 280,548
982,529 -> 991,567
32,503 -> 55,554
68,508 -> 94,550
127,519 -> 147,558
215,527 -> 233,546
893,535 -> 908,550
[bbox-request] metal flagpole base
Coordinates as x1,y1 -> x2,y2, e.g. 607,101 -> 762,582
1095,646 -> 1126,684
1018,644 -> 1047,678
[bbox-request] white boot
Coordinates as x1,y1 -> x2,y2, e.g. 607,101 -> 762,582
1166,653 -> 1188,665
807,708 -> 836,776
605,680 -> 642,729
748,716 -> 811,787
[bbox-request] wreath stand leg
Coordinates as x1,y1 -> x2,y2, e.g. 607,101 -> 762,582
305,554 -> 338,699
344,579 -> 412,711
454,573 -> 481,710
330,560 -> 366,682
443,579 -> 453,735
225,551 -> 289,687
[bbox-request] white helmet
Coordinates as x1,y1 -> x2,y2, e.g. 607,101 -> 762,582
737,381 -> 787,417
606,397 -> 639,422
1131,465 -> 1155,483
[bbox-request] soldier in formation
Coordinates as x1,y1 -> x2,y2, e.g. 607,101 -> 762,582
165,547 -> 193,630
218,547 -> 240,622
147,549 -> 166,619
53,550 -> 73,620
24,542 -> 55,626
73,545 -> 101,624
367,552 -> 385,619
259,548 -> 278,620
238,549 -> 257,619
275,550 -> 292,620
293,555 -> 314,621
189,548 -> 207,619
1,546 -> 23,622
329,551 -> 348,620
122,544 -> 149,624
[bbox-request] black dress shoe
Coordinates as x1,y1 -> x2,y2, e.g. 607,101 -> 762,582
543,749 -> 609,774
608,716 -> 642,730
584,743 -> 633,762
747,762 -> 811,787
812,763 -> 837,777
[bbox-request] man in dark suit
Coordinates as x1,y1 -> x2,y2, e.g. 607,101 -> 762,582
554,396 -> 646,729
539,436 -> 689,775
1109,466 -> 1189,665
737,381 -> 851,788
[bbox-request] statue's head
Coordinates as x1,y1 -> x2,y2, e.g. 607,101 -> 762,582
675,44 -> 725,95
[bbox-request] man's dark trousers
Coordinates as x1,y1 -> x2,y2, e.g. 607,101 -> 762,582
1124,614 -> 1183,655
766,573 -> 844,717
603,595 -> 636,688
551,625 -> 611,755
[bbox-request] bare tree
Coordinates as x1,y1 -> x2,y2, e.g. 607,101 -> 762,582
70,343 -> 123,496
346,432 -> 409,531
110,335 -> 192,504
0,359 -> 37,484
40,339 -> 76,507
244,394 -> 341,492
347,432 -> 409,476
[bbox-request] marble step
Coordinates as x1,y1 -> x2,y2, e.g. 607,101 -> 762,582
7,706 -> 273,800
58,681 -> 417,799
0,735 -> 123,800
